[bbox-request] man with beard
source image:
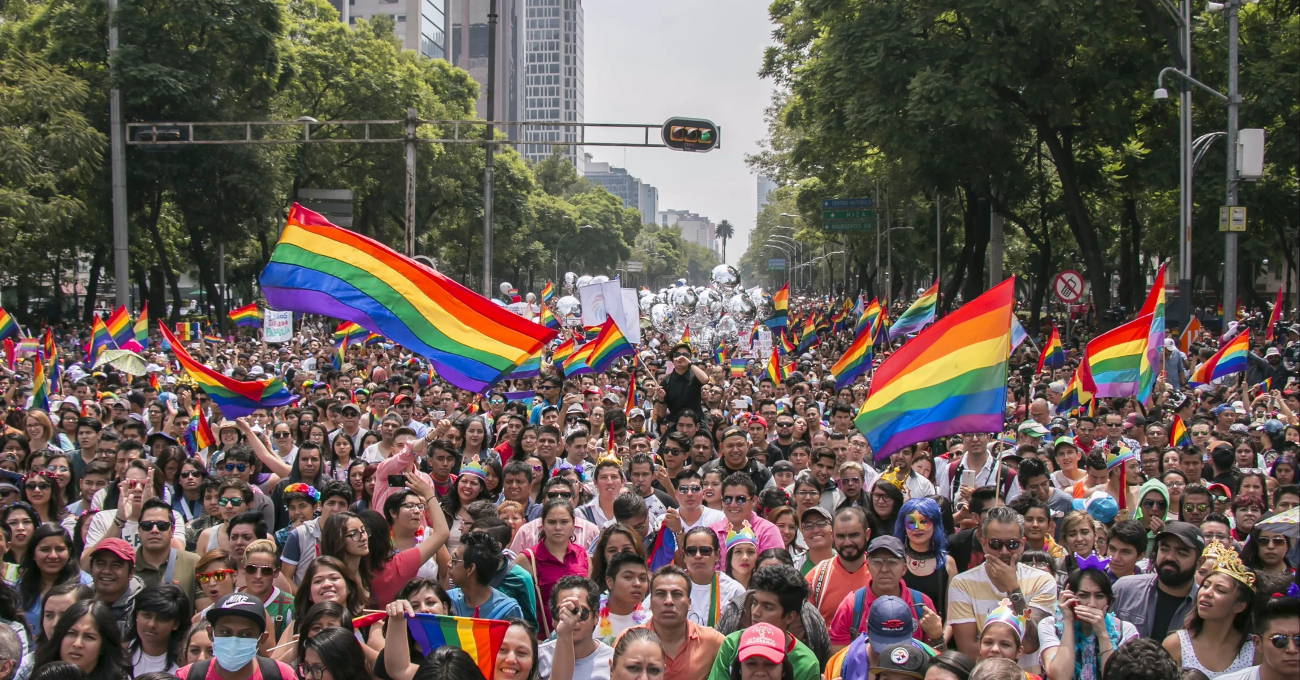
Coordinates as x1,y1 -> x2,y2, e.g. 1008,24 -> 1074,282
805,507 -> 872,623
1110,521 -> 1204,641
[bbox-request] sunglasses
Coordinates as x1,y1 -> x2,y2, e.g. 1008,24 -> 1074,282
217,497 -> 245,507
140,520 -> 172,532
273,432 -> 292,439
244,564 -> 277,577
1212,495 -> 1230,504
802,520 -> 831,531
1268,634 -> 1300,649
1184,503 -> 1210,513
546,491 -> 573,500
225,463 -> 247,472
564,605 -> 594,622
24,482 -> 51,492
678,485 -> 702,494
722,495 -> 749,505
196,569 -> 235,584
1257,536 -> 1290,547
1191,430 -> 1210,436
1141,499 -> 1167,510
663,447 -> 684,456
684,546 -> 716,557
985,538 -> 1022,551
672,353 -> 691,359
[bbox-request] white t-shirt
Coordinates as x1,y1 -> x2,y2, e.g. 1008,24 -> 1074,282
132,648 -> 177,674
361,442 -> 389,464
1036,615 -> 1139,667
1214,668 -> 1261,680
688,573 -> 745,627
680,506 -> 726,532
537,638 -> 614,680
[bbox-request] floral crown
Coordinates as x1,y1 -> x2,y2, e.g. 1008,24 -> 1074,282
984,599 -> 1025,641
1074,553 -> 1111,572
1203,540 -> 1255,591
283,483 -> 319,502
459,460 -> 487,481
724,521 -> 757,553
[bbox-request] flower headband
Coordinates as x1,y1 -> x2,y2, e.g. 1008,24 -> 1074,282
283,483 -> 320,502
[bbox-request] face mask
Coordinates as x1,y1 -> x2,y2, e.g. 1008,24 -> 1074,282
212,635 -> 259,672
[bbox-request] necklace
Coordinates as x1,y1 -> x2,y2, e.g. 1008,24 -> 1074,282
905,546 -> 934,570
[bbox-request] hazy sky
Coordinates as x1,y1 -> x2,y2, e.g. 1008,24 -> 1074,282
583,0 -> 778,266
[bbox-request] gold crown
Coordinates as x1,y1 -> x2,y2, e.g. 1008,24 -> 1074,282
1203,540 -> 1255,591
879,465 -> 908,492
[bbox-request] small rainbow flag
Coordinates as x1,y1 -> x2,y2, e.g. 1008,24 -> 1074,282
586,318 -> 635,373
540,281 -> 555,303
1036,326 -> 1064,374
730,357 -> 748,378
539,303 -> 560,330
778,328 -> 796,355
764,282 -> 789,332
106,306 -> 132,347
1254,377 -> 1273,393
715,344 -> 727,366
1169,415 -> 1191,448
148,372 -> 160,392
625,373 -> 637,416
647,525 -> 677,571
1265,287 -> 1284,342
1079,313 -> 1153,398
830,321 -> 874,388
0,309 -> 16,342
563,340 -> 595,376
15,337 -> 40,356
160,322 -> 296,417
889,281 -> 939,339
87,315 -> 115,360
551,338 -> 575,368
857,298 -> 882,335
30,355 -> 49,412
855,279 -> 1015,461
1009,316 -> 1029,353
203,334 -> 224,344
173,322 -> 193,342
228,303 -> 261,328
763,347 -> 789,385
133,303 -> 149,348
332,321 -> 367,347
679,325 -> 691,346
1137,263 -> 1167,401
1188,330 -> 1249,386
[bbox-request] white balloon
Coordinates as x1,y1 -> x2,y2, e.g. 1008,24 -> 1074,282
711,264 -> 741,292
650,303 -> 673,333
500,281 -> 513,294
576,275 -> 593,289
592,275 -> 610,284
555,296 -> 582,326
525,292 -> 536,303
564,272 -> 577,286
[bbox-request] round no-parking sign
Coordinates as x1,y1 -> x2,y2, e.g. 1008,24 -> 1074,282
1053,270 -> 1084,304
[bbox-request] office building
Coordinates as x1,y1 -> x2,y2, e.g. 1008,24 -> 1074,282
342,0 -> 450,61
521,0 -> 584,170
659,209 -> 717,254
757,175 -> 778,213
448,0 -> 526,136
584,154 -> 658,225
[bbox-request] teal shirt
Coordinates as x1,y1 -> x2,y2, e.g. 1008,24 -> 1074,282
496,564 -> 539,628
709,629 -> 820,680
448,586 -> 524,621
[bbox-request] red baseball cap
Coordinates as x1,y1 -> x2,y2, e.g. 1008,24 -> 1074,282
738,623 -> 788,664
90,537 -> 135,564
748,415 -> 768,429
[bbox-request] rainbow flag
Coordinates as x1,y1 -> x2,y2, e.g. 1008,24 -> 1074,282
715,344 -> 726,366
0,309 -> 16,342
539,303 -> 560,330
540,281 -> 555,303
159,322 -> 296,417
764,282 -> 789,332
679,325 -> 691,346
1036,326 -> 1064,374
778,328 -> 796,355
332,321 -> 368,347
106,306 -> 132,347
1137,263 -> 1167,401
551,338 -> 575,368
87,315 -> 115,360
363,333 -> 384,347
796,329 -> 820,354
563,340 -> 595,376
1009,316 -> 1029,353
133,303 -> 149,347
830,321 -> 874,388
624,373 -> 637,416
1179,315 -> 1201,353
502,350 -> 542,380
647,525 -> 677,571
730,357 -> 748,378
1266,287 -> 1284,342
857,298 -> 882,336
261,204 -> 556,392
888,281 -> 939,338
228,303 -> 261,328
1079,314 -> 1153,398
173,322 -> 193,342
1254,377 -> 1273,392
15,337 -> 40,356
405,614 -> 509,679
148,372 -> 160,392
854,278 -> 1015,461
587,318 -> 635,373
872,306 -> 891,346
203,334 -> 224,344
503,390 -> 535,406
30,355 -> 49,412
1188,330 -> 1249,386
1169,414 -> 1191,447
763,347 -> 789,385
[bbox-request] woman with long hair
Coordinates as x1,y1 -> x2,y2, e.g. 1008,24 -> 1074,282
866,479 -> 903,538
125,583 -> 191,674
383,490 -> 441,582
25,411 -> 71,454
1268,454 -> 1298,486
44,452 -> 78,508
298,626 -> 371,680
790,472 -> 822,518
346,459 -> 370,509
588,524 -> 645,590
459,417 -> 493,465
0,434 -> 30,473
277,600 -> 356,665
439,462 -> 491,552
723,525 -> 758,589
1161,470 -> 1188,515
767,506 -> 801,560
515,498 -> 587,637
319,511 -> 374,595
32,599 -> 129,680
296,409 -> 318,447
180,621 -> 212,666
1040,566 -> 1139,680
509,425 -> 539,463
16,523 -> 89,625
22,470 -> 67,524
925,650 -> 975,680
893,497 -> 955,617
1239,515 -> 1295,575
1161,543 -> 1256,678
2,503 -> 39,566
360,496 -> 449,607
35,582 -> 93,646
324,431 -> 359,484
170,458 -> 208,527
306,422 -> 329,449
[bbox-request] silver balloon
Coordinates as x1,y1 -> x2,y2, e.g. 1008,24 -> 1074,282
576,275 -> 593,289
555,295 -> 582,326
638,295 -> 656,316
691,327 -> 715,352
650,303 -> 673,334
727,292 -> 757,326
711,264 -> 741,293
672,287 -> 698,316
697,288 -> 722,319
564,272 -> 577,287
715,315 -> 739,343
749,288 -> 774,322
499,281 -> 513,295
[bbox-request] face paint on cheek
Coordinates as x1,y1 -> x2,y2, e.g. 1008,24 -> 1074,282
905,510 -> 931,532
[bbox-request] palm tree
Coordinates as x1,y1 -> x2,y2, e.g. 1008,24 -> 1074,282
715,220 -> 735,262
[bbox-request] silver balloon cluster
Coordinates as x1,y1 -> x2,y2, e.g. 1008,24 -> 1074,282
635,264 -> 774,352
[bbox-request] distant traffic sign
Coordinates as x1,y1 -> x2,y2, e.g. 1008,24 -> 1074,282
823,222 -> 872,232
822,198 -> 875,232
768,258 -> 786,270
821,199 -> 874,209
1054,270 -> 1084,303
625,261 -> 645,273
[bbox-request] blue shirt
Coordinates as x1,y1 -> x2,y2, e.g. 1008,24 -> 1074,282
447,587 -> 524,621
528,397 -> 559,425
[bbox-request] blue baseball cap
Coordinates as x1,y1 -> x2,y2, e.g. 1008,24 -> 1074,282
867,595 -> 916,653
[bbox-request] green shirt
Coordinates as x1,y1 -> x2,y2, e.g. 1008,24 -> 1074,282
708,629 -> 820,680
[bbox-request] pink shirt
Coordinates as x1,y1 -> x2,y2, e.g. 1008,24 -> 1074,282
369,546 -> 427,607
826,577 -> 935,645
372,443 -> 434,511
710,512 -> 784,568
523,540 -> 589,632
176,660 -> 296,680
509,516 -> 602,554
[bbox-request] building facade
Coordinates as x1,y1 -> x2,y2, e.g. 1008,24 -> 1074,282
585,154 -> 658,225
757,175 -> 778,213
659,209 -> 717,254
340,0 -> 450,61
521,0 -> 584,170
449,0 -> 526,137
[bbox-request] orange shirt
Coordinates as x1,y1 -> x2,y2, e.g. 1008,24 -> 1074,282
805,555 -> 872,623
637,620 -> 724,680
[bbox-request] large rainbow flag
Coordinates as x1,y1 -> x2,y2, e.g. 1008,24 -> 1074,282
764,283 -> 789,332
562,340 -> 595,376
587,317 -> 636,373
1036,326 -> 1064,374
159,322 -> 296,417
888,281 -> 939,339
106,306 -> 132,347
1079,314 -> 1153,399
830,320 -> 874,388
133,303 -> 149,347
260,204 -> 557,392
1188,331 -> 1249,386
502,350 -> 542,381
30,355 -> 49,412
406,614 -> 509,680
0,309 -> 16,342
1137,263 -> 1167,401
228,303 -> 261,328
854,279 -> 1014,461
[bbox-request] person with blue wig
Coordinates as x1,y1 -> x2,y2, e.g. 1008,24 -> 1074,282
893,497 -> 956,616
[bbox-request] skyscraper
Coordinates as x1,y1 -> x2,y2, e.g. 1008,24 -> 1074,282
342,0 -> 450,61
449,0 -> 526,137
757,175 -> 778,213
584,154 -> 658,225
659,209 -> 717,254
521,0 -> 584,170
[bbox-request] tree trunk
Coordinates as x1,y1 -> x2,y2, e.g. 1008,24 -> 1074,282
141,189 -> 183,322
1038,123 -> 1111,314
959,192 -> 991,307
134,265 -> 150,311
940,187 -> 977,315
149,266 -> 166,321
1118,201 -> 1136,312
83,249 -> 103,323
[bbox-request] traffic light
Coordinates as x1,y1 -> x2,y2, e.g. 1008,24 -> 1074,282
662,118 -> 720,152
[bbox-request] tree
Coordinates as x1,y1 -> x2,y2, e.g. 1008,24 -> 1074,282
715,219 -> 734,262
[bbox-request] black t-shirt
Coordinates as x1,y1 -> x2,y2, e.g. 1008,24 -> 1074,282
766,440 -> 792,464
949,529 -> 984,572
662,367 -> 703,423
1151,587 -> 1184,642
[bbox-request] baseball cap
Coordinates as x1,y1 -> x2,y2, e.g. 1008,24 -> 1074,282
771,460 -> 795,474
800,506 -> 832,525
1212,404 -> 1231,416
205,592 -> 269,633
628,408 -> 645,419
565,404 -> 585,415
583,386 -> 601,396
1018,421 -> 1049,437
1048,381 -> 1066,394
393,394 -> 413,405
738,622 -> 788,664
1053,436 -> 1078,451
1071,490 -> 1118,524
1155,521 -> 1205,553
749,415 -> 768,429
339,403 -> 361,415
90,538 -> 135,564
867,536 -> 905,558
866,595 -> 917,653
870,643 -> 928,680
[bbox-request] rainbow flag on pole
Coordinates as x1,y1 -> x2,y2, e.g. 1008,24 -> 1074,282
540,281 -> 555,303
1036,326 -> 1064,374
1079,314 -> 1153,398
0,309 -> 16,342
539,303 -> 560,330
30,354 -> 49,412
857,298 -> 882,335
764,283 -> 789,332
854,279 -> 1015,461
184,406 -> 216,454
106,306 -> 132,347
1188,331 -> 1250,386
1265,287 -> 1284,342
1137,263 -> 1167,401
888,281 -> 939,338
763,347 -> 789,385
87,315 -> 115,360
133,303 -> 150,347
260,203 -> 556,392
405,614 -> 509,680
159,322 -> 296,417
1168,414 -> 1191,447
228,303 -> 261,328
830,321 -> 874,388
587,318 -> 635,373
332,321 -> 368,347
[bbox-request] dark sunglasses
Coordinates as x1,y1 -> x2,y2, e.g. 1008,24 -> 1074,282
662,447 -> 684,456
722,495 -> 749,505
180,470 -> 204,479
1141,499 -> 1167,510
225,463 -> 247,472
546,491 -> 573,500
1183,503 -> 1210,513
244,564 -> 277,576
672,353 -> 691,359
273,432 -> 292,439
217,497 -> 246,507
140,520 -> 172,532
1257,536 -> 1290,547
678,485 -> 702,494
24,482 -> 51,492
684,546 -> 715,557
1269,634 -> 1300,649
985,538 -> 1022,551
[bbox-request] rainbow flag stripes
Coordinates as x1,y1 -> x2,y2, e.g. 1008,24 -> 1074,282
830,320 -> 874,388
159,322 -> 296,417
1080,314 -> 1153,398
88,315 -> 115,359
405,614 -> 509,680
332,321 -> 368,347
763,347 -> 789,385
260,204 -> 557,392
855,279 -> 1015,461
1188,331 -> 1249,386
540,281 -> 555,303
1169,415 -> 1191,448
888,281 -> 939,338
30,354 -> 49,412
0,309 -> 16,341
106,306 -> 132,347
539,303 -> 560,330
1036,326 -> 1064,374
134,303 -> 150,347
586,318 -> 635,373
764,282 -> 789,332
730,357 -> 748,378
228,303 -> 261,327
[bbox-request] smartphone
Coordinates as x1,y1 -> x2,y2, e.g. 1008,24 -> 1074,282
960,469 -> 977,489
387,474 -> 407,487
430,410 -> 445,421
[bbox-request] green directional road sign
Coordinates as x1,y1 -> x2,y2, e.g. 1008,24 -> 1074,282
822,198 -> 875,232
824,222 -> 872,232
823,209 -> 874,220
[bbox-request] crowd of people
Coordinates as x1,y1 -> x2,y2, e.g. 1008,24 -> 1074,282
0,294 -> 1295,680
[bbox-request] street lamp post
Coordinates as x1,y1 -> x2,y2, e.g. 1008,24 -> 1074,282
765,240 -> 794,289
770,234 -> 802,290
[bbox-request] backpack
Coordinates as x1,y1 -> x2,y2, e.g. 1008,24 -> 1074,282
848,586 -> 926,638
186,657 -> 283,680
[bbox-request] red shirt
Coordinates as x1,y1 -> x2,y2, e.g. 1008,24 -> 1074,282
370,547 -> 428,607
826,576 -> 936,645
